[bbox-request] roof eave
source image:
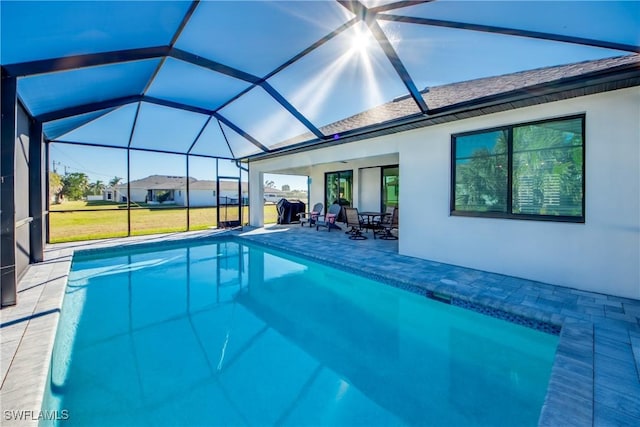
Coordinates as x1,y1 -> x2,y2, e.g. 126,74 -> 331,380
247,62 -> 640,162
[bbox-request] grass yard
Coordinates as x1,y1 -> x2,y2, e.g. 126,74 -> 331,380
49,200 -> 128,211
49,202 -> 279,243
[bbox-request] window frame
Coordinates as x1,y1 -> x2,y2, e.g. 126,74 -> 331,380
450,114 -> 585,223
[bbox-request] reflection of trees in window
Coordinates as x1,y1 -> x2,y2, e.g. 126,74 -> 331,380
512,119 -> 583,217
325,170 -> 353,208
382,166 -> 399,210
453,116 -> 584,221
455,130 -> 508,213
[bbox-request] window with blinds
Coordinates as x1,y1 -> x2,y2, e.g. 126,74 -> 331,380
451,115 -> 585,222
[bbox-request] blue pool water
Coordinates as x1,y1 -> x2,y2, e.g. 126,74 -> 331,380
42,238 -> 558,426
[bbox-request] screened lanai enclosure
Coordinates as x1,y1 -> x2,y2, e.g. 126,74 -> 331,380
1,1 -> 639,306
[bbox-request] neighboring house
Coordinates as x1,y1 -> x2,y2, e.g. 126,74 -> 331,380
105,175 -> 249,207
183,180 -> 216,207
116,175 -> 194,204
183,180 -> 250,207
102,187 -> 124,202
263,188 -> 286,203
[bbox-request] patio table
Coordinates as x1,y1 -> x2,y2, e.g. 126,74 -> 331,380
358,211 -> 389,238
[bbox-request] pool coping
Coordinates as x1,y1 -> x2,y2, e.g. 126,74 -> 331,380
1,228 -> 639,426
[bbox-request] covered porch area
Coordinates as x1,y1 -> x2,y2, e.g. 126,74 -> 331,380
249,153 -> 400,231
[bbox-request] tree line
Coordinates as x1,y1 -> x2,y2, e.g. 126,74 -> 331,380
49,172 -> 123,203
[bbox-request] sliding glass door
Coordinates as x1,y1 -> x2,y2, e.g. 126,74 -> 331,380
382,166 -> 399,211
325,170 -> 353,210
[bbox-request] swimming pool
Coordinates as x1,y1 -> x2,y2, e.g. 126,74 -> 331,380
42,237 -> 558,426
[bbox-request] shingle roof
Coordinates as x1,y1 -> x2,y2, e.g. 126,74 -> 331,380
119,175 -> 195,190
190,180 -> 248,192
422,54 -> 640,110
189,180 -> 216,190
268,54 -> 640,152
118,176 -> 249,191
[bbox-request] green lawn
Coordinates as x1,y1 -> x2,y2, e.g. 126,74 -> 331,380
49,200 -> 128,211
49,201 -> 278,243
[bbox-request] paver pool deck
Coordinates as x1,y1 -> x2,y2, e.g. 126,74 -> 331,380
1,225 -> 639,426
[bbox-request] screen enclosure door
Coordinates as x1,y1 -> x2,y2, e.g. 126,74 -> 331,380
217,177 -> 242,228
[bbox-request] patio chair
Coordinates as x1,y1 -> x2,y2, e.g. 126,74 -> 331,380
298,202 -> 323,227
378,207 -> 398,240
344,207 -> 367,240
373,206 -> 396,236
316,203 -> 342,232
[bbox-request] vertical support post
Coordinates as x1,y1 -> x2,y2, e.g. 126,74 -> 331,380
237,172 -> 242,228
246,162 -> 250,226
29,119 -> 44,263
1,69 -> 17,306
125,104 -> 140,238
127,149 -> 131,236
215,158 -> 220,227
186,155 -> 190,231
45,142 -> 50,244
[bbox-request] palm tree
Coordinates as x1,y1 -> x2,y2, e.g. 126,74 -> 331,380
109,176 -> 123,187
88,180 -> 105,195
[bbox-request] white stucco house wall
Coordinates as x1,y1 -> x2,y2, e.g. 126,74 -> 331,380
247,56 -> 640,300
177,180 -> 249,207
182,181 -> 216,207
103,187 -> 127,203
